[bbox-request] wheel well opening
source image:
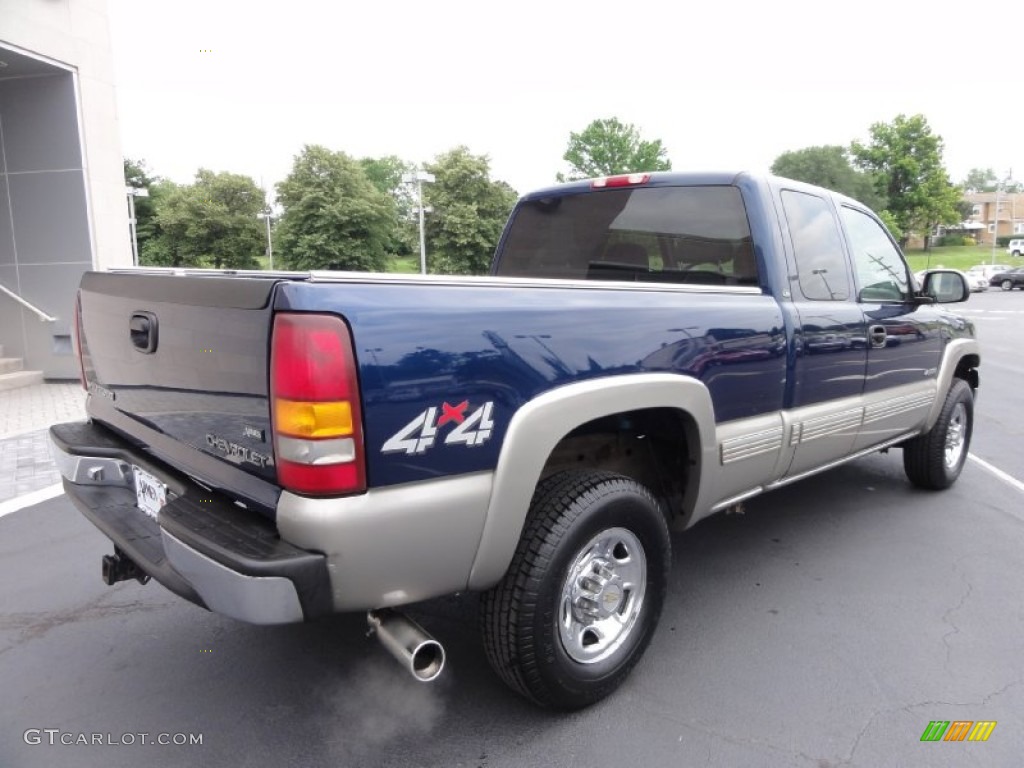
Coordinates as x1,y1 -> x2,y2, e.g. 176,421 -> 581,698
954,355 -> 979,392
539,408 -> 698,524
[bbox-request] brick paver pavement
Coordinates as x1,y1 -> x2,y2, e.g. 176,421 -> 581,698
0,382 -> 86,504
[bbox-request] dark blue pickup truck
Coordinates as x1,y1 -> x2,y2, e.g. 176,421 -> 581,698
51,171 -> 979,709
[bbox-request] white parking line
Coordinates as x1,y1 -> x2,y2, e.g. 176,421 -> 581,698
968,455 -> 1024,508
0,483 -> 64,519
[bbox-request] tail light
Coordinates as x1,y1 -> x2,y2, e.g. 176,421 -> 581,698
270,313 -> 366,496
73,292 -> 87,390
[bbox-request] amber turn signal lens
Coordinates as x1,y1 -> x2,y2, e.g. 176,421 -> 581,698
274,399 -> 353,438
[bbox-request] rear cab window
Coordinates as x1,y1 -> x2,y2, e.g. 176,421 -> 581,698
780,190 -> 851,301
495,186 -> 758,287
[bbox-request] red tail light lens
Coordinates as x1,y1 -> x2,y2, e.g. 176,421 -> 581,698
270,313 -> 366,496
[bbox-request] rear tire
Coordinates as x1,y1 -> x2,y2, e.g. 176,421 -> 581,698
1001,279 -> 1013,291
480,470 -> 670,709
903,379 -> 973,490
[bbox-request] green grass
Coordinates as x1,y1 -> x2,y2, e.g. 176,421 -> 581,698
903,245 -> 1023,273
253,255 -> 421,273
386,255 -> 420,274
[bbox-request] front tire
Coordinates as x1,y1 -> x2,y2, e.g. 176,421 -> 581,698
903,379 -> 973,489
1002,279 -> 1013,291
480,470 -> 670,709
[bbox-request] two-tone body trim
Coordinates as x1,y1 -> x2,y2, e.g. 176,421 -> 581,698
720,427 -> 784,465
792,407 -> 863,445
863,391 -> 934,424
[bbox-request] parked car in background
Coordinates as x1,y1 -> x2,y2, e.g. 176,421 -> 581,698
966,264 -> 1012,291
989,267 -> 1024,290
1007,239 -> 1024,258
962,266 -> 990,292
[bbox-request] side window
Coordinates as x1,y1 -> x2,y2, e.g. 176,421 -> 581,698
780,190 -> 850,301
841,207 -> 910,302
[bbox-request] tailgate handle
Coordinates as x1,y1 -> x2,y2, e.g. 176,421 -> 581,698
129,311 -> 158,353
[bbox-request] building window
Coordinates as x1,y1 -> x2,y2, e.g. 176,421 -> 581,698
1015,223 -> 1024,235
989,224 -> 996,234
972,204 -> 981,216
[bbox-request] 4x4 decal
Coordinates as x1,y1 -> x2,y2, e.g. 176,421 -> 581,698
382,401 -> 495,455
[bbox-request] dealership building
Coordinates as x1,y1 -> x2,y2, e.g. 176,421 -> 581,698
1,0 -> 129,384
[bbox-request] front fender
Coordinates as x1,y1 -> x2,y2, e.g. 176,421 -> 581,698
924,338 -> 980,431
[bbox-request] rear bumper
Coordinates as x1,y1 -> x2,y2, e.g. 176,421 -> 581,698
49,420 -> 332,625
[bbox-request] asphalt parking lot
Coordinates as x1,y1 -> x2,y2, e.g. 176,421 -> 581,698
2,290 -> 1022,768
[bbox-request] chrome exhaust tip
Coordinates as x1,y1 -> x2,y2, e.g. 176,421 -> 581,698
367,609 -> 445,682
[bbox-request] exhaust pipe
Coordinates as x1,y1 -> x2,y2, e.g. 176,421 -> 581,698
101,548 -> 151,586
367,609 -> 445,682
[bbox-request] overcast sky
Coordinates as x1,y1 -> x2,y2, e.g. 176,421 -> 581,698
108,0 -> 1022,200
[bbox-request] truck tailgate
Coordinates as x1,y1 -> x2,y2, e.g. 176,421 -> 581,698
77,271 -> 287,512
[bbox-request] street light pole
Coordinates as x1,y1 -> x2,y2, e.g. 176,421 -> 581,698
127,192 -> 137,266
417,176 -> 428,275
125,186 -> 149,266
264,213 -> 274,270
257,210 -> 274,270
991,182 -> 1001,265
404,170 -> 435,274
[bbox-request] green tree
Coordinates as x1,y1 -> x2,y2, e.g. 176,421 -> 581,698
275,145 -> 396,272
142,170 -> 264,269
770,145 -> 884,210
124,158 -> 159,256
558,117 -> 671,181
359,155 -> 418,257
877,209 -> 903,244
963,167 -> 1021,194
851,114 -> 961,246
139,180 -> 194,267
962,167 -> 998,193
423,146 -> 518,275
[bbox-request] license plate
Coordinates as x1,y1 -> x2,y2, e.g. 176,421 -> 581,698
133,465 -> 166,520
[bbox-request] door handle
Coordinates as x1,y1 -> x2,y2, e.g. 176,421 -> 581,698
868,325 -> 887,349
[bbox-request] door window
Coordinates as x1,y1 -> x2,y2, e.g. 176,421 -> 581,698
841,207 -> 910,302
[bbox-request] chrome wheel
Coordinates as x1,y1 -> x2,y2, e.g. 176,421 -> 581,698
944,402 -> 967,469
558,527 -> 647,664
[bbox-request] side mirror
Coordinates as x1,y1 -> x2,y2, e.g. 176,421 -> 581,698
921,270 -> 969,303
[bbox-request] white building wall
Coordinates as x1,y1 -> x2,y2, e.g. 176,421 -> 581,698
1,0 -> 130,271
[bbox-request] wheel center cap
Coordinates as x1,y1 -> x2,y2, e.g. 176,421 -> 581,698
599,585 -> 622,614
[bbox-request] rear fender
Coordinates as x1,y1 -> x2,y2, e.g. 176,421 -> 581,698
467,373 -> 717,589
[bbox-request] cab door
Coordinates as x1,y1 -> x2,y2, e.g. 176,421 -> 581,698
838,205 -> 943,451
776,188 -> 868,477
